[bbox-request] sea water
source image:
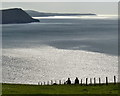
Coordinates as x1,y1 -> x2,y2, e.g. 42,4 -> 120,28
2,15 -> 118,84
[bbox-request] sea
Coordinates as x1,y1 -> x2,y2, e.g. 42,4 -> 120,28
2,15 -> 118,84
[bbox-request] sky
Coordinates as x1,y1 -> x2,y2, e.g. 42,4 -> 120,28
1,2 -> 118,15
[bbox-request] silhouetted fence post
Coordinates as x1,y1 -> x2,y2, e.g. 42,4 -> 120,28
47,81 -> 49,85
90,78 -> 92,85
81,79 -> 82,86
94,78 -> 96,85
106,77 -> 108,85
59,80 -> 61,85
41,82 -> 42,85
44,82 -> 46,85
86,78 -> 88,85
99,78 -> 101,85
38,82 -> 40,85
114,76 -> 116,84
51,80 -> 53,85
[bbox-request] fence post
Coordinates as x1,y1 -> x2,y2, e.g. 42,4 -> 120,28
59,80 -> 61,85
114,76 -> 116,84
106,77 -> 108,85
86,78 -> 88,86
41,82 -> 42,85
81,79 -> 82,86
51,80 -> 53,85
44,82 -> 46,85
38,82 -> 40,85
94,78 -> 96,85
47,81 -> 49,85
80,79 -> 82,86
90,78 -> 92,85
99,78 -> 101,85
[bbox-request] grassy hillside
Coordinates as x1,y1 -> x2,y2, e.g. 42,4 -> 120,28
2,83 -> 119,95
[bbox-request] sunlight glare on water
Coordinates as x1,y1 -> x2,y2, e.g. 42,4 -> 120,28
2,17 -> 118,84
33,15 -> 118,19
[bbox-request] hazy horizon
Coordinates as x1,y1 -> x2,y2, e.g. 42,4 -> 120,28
2,2 -> 118,15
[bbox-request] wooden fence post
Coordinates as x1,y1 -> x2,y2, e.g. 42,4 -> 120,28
86,78 -> 88,85
51,80 -> 53,85
94,78 -> 95,85
99,78 -> 101,85
41,82 -> 42,85
90,78 -> 92,85
81,79 -> 82,86
44,82 -> 46,85
114,76 -> 116,84
38,82 -> 40,85
59,80 -> 61,85
47,81 -> 49,85
106,77 -> 108,85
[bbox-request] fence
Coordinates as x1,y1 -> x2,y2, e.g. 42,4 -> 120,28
38,76 -> 117,86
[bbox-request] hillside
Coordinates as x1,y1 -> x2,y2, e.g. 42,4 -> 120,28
25,10 -> 96,17
2,83 -> 119,95
0,8 -> 40,24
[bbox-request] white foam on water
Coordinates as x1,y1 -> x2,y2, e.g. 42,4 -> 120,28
2,45 -> 118,84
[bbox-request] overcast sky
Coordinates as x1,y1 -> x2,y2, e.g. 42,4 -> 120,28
2,2 -> 118,15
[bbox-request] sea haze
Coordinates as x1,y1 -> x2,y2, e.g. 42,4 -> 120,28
2,15 -> 118,84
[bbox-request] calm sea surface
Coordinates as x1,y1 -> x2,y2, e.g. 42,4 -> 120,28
2,16 -> 118,84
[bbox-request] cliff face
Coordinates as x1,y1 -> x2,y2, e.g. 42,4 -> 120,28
0,8 -> 40,24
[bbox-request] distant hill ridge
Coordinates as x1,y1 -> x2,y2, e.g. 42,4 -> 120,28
0,8 -> 40,24
25,10 -> 97,17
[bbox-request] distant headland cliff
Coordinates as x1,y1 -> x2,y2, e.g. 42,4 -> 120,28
0,8 -> 40,24
25,10 -> 96,17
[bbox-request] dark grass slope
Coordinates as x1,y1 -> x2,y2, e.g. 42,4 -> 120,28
0,8 -> 40,24
2,83 -> 119,96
